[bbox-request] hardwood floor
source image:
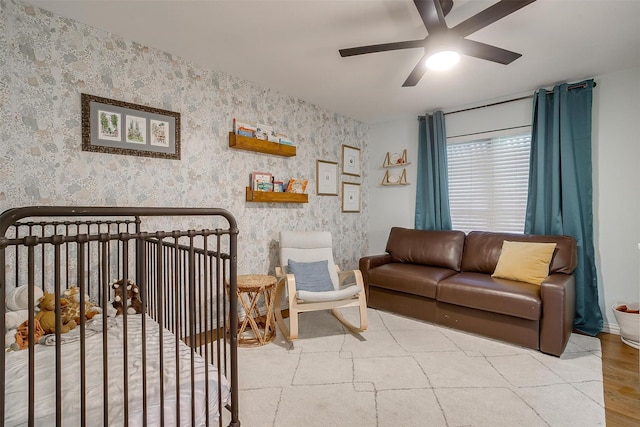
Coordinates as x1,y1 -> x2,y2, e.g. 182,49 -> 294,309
599,332 -> 640,426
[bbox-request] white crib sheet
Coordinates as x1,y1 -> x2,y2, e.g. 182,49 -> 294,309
4,315 -> 231,426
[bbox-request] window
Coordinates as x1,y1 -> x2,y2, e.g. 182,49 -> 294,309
447,133 -> 531,233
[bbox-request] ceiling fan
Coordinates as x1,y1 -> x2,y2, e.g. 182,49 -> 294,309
339,0 -> 537,87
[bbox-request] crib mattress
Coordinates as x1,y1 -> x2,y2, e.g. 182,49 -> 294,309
4,315 -> 231,426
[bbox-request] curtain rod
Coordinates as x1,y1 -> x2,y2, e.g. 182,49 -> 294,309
447,125 -> 532,140
422,81 -> 597,118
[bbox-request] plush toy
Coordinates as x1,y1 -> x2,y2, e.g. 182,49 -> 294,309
5,285 -> 44,311
4,285 -> 45,349
14,318 -> 45,350
111,279 -> 143,315
61,286 -> 101,324
35,292 -> 77,335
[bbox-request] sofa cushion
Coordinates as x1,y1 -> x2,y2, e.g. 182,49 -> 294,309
492,241 -> 557,285
385,227 -> 466,271
437,272 -> 542,321
368,263 -> 458,299
461,231 -> 577,275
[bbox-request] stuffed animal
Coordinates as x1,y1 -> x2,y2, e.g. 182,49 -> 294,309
61,286 -> 101,324
5,285 -> 45,349
14,318 -> 45,350
111,279 -> 143,315
35,292 -> 77,335
6,285 -> 44,311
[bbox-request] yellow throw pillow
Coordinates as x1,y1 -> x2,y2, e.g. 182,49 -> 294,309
492,241 -> 557,285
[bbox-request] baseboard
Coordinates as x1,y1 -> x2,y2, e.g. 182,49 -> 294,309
601,321 -> 620,335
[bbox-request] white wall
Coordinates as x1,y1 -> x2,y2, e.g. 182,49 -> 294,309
445,96 -> 532,141
367,66 -> 640,332
592,66 -> 640,333
368,116 -> 419,254
1,0 -> 369,275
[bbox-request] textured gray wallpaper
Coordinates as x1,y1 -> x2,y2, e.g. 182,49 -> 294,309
1,0 -> 369,274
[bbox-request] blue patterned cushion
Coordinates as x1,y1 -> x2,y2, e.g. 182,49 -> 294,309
287,259 -> 334,292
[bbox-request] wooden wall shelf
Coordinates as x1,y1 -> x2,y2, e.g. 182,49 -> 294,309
381,169 -> 409,186
229,132 -> 296,157
383,149 -> 409,168
245,187 -> 308,203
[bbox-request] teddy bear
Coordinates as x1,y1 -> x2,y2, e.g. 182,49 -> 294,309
111,279 -> 143,315
35,292 -> 77,335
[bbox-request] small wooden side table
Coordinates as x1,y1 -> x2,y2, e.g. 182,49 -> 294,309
229,274 -> 277,347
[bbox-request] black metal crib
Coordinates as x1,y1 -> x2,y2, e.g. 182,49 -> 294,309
0,206 -> 240,427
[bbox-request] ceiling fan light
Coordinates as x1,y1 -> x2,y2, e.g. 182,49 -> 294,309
425,51 -> 460,71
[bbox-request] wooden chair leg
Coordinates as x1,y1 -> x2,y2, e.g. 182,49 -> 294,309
358,293 -> 368,331
274,277 -> 292,341
331,307 -> 367,333
289,310 -> 299,340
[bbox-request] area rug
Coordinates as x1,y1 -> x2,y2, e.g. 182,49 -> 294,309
224,308 -> 604,427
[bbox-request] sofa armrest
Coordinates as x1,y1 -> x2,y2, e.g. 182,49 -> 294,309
359,254 -> 392,285
539,274 -> 575,356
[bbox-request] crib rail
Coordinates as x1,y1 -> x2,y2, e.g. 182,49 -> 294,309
0,206 -> 240,427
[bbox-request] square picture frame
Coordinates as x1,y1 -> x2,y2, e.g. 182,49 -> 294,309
342,182 -> 361,213
316,160 -> 338,196
342,144 -> 361,177
81,93 -> 181,160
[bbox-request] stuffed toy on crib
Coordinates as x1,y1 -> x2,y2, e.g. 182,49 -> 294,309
111,279 -> 143,315
5,285 -> 103,349
35,292 -> 77,335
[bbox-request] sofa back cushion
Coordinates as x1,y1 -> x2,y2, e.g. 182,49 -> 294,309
461,231 -> 577,275
385,227 -> 466,271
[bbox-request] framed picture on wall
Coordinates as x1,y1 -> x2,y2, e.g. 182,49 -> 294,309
316,160 -> 338,196
342,144 -> 361,176
81,93 -> 181,160
342,182 -> 361,213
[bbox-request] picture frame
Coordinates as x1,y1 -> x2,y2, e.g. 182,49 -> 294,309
342,182 -> 361,213
342,144 -> 361,177
81,93 -> 180,160
316,160 -> 338,196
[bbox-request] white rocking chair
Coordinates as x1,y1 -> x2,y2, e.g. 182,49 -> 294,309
274,231 -> 368,341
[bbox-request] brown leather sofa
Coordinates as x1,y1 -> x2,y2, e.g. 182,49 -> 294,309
359,227 -> 577,356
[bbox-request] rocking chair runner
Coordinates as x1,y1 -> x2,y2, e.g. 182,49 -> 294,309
274,231 -> 368,341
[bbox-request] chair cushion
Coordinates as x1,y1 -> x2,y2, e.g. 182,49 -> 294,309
297,285 -> 362,303
288,259 -> 334,292
491,241 -> 557,285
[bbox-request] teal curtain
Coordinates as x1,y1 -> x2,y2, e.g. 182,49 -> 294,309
525,79 -> 603,336
415,111 -> 452,230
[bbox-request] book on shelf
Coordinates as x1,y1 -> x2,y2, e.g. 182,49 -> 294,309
251,171 -> 273,192
256,123 -> 275,140
286,178 -> 308,194
233,118 -> 256,138
277,133 -> 294,146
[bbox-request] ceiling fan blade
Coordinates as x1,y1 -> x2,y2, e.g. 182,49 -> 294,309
402,55 -> 428,87
457,39 -> 522,65
339,39 -> 424,57
453,0 -> 537,38
414,0 -> 448,35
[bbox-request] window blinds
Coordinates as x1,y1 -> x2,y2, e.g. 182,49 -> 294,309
447,134 -> 531,233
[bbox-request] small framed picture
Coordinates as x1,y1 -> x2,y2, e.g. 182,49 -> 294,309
81,93 -> 180,160
316,160 -> 338,196
342,144 -> 361,177
342,182 -> 361,213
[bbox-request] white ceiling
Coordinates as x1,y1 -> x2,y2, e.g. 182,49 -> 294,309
28,0 -> 640,124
